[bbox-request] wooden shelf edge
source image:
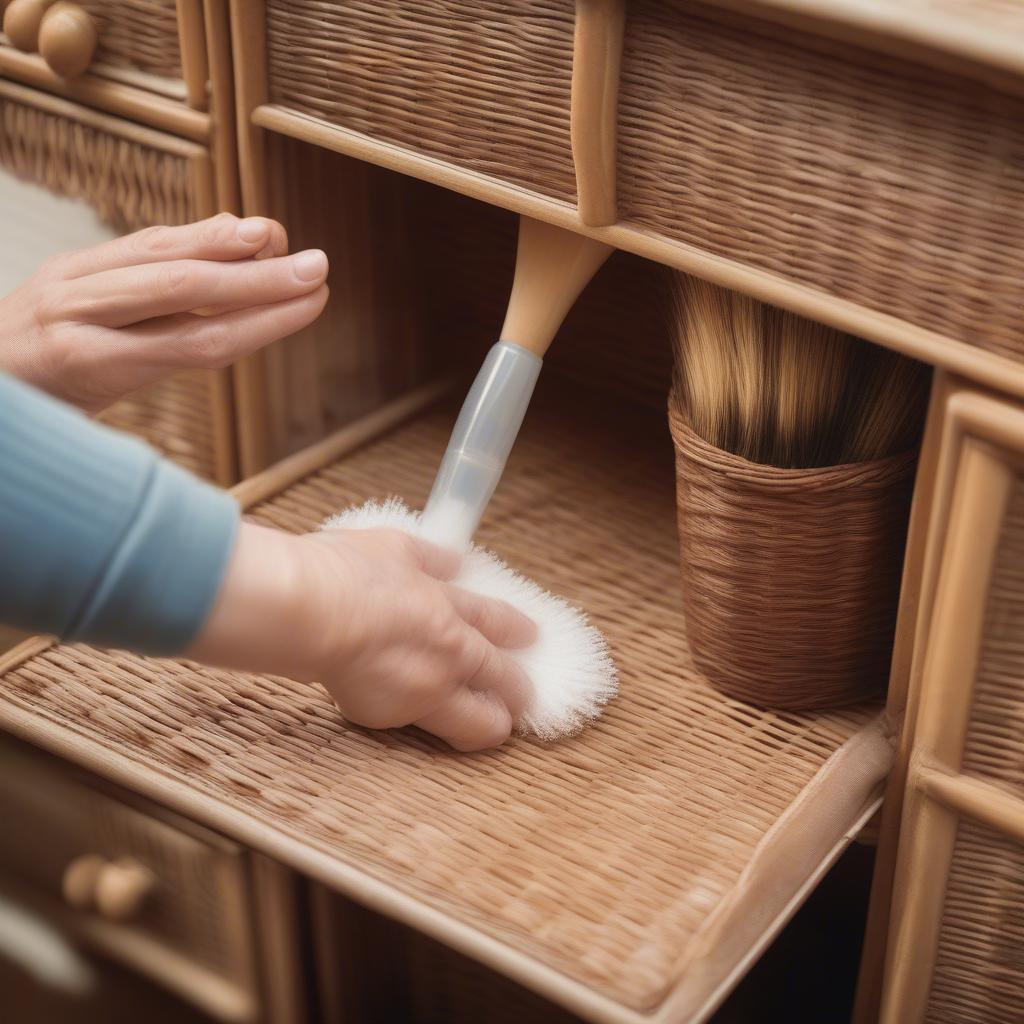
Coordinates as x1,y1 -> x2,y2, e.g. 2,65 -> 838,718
251,103 -> 1024,404
701,0 -> 1024,94
0,676 -> 888,1024
0,44 -> 210,143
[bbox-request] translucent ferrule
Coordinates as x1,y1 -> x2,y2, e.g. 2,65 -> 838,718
420,341 -> 542,550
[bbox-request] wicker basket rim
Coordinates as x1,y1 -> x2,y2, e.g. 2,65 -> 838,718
667,393 -> 918,487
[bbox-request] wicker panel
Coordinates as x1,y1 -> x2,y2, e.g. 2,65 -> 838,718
80,0 -> 183,81
925,819 -> 1024,1024
0,93 -> 220,482
0,95 -> 194,232
99,371 -> 218,482
265,0 -> 577,202
0,383 -> 881,1010
961,479 -> 1024,794
618,1 -> 1024,360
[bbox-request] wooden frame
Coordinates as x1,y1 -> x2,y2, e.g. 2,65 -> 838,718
228,0 -> 1024,415
863,388 -> 1024,1022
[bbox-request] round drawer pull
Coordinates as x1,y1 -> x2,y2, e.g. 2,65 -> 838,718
61,853 -> 106,911
61,854 -> 156,921
3,0 -> 57,52
94,857 -> 156,922
38,1 -> 96,78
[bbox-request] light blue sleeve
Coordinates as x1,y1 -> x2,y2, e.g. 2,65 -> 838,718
0,373 -> 240,655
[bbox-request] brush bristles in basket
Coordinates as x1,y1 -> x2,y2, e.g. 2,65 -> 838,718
672,275 -> 930,468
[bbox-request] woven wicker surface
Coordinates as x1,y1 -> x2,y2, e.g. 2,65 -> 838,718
962,478 -> 1024,796
0,384 -> 882,1011
618,1 -> 1024,361
266,0 -> 577,203
925,818 -> 1024,1024
669,396 -> 915,710
0,94 -> 194,230
80,0 -> 183,81
99,371 -> 219,482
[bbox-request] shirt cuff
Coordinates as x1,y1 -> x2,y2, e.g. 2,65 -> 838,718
68,458 -> 240,656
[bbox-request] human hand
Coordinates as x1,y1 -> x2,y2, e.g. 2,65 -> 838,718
187,522 -> 537,751
0,213 -> 329,412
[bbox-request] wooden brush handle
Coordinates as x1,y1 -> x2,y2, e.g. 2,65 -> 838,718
499,217 -> 613,357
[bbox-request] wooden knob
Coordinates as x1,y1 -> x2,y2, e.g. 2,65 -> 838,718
94,857 -> 155,922
3,0 -> 56,51
62,853 -> 107,910
38,1 -> 95,78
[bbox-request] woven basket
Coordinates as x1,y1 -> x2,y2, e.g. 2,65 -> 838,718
668,392 -> 916,709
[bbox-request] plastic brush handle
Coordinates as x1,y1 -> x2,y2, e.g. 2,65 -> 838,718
420,341 -> 542,551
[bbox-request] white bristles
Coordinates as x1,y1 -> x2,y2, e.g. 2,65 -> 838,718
322,498 -> 618,740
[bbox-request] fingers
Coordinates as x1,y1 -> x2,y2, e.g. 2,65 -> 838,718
462,640 -> 532,723
128,285 -> 330,371
58,249 -> 328,328
54,214 -> 288,279
445,585 -> 538,649
416,686 -> 514,752
404,536 -> 463,581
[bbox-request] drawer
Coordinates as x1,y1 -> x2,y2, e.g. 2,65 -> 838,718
617,1 -> 1024,362
2,0 -> 203,103
0,80 -> 235,484
262,0 -> 577,203
0,370 -> 893,1022
0,735 -> 259,1022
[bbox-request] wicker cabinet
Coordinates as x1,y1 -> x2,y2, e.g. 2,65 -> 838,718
871,387 -> 1024,1024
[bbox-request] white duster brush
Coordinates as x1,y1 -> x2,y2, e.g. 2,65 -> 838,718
324,499 -> 617,740
323,218 -> 619,740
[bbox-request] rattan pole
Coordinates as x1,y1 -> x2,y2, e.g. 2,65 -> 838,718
229,0 -> 273,475
571,0 -> 624,226
919,770 -> 1024,845
204,0 -> 240,214
176,0 -> 209,111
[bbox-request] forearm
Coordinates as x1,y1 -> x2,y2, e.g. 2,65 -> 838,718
184,522 -> 319,680
0,374 -> 239,654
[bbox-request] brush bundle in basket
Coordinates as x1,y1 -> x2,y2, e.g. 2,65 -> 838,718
670,276 -> 930,710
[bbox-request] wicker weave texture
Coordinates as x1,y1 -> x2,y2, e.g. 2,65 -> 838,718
265,0 -> 577,202
80,0 -> 183,81
669,397 -> 915,709
99,371 -> 218,482
962,478 -> 1024,795
618,1 -> 1024,360
0,387 -> 880,1010
0,95 -> 194,231
925,819 -> 1024,1024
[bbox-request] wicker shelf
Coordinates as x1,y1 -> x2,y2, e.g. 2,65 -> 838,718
0,379 -> 891,1023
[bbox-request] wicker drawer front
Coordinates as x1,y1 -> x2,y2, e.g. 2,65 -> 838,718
0,736 -> 258,1021
265,0 -> 577,203
79,0 -> 184,84
618,1 -> 1024,362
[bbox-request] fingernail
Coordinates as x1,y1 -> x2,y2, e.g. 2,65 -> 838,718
237,218 -> 268,243
292,249 -> 327,282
